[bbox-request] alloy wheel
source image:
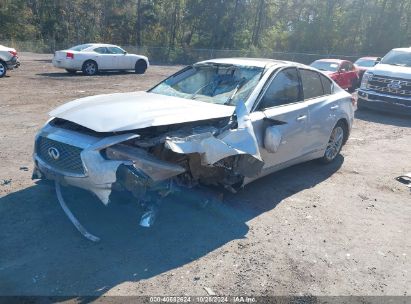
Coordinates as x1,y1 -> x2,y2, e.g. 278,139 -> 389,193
0,62 -> 6,77
325,126 -> 344,161
85,62 -> 97,75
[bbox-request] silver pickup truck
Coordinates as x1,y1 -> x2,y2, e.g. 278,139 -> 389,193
0,44 -> 20,78
358,47 -> 411,115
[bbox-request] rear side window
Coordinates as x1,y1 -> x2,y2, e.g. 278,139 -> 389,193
258,68 -> 301,109
94,47 -> 109,54
320,74 -> 332,95
300,69 -> 324,99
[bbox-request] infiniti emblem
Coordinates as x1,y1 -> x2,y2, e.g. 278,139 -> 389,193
48,147 -> 60,160
387,80 -> 402,90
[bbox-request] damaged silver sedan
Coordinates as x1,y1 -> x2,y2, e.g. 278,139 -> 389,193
32,58 -> 355,238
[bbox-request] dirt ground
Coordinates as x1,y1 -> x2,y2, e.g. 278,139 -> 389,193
0,53 -> 410,298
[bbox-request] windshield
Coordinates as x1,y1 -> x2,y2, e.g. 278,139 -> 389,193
381,50 -> 411,67
310,61 -> 339,72
149,64 -> 263,106
354,58 -> 376,67
69,44 -> 92,52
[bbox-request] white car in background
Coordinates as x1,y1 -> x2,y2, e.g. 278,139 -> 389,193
52,43 -> 149,76
0,44 -> 20,78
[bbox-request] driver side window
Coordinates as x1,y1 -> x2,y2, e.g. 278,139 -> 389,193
258,68 -> 301,110
108,47 -> 124,54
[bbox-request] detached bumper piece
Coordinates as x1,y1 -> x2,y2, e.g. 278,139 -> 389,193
55,181 -> 100,242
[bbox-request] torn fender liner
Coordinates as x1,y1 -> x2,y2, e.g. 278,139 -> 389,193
164,101 -> 264,177
55,182 -> 100,242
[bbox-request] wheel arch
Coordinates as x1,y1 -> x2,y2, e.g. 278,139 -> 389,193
82,59 -> 98,69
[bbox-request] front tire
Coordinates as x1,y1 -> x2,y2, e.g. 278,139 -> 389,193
0,61 -> 7,78
320,121 -> 346,164
135,59 -> 147,74
82,60 -> 98,76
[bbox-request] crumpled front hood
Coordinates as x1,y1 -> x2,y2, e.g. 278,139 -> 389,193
369,64 -> 411,79
50,91 -> 235,132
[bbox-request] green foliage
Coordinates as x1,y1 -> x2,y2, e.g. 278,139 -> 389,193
1,0 -> 411,57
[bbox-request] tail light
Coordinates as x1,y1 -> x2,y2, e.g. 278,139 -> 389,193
66,52 -> 74,59
9,50 -> 17,57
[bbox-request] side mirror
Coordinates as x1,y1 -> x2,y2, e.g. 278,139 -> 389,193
123,51 -> 127,55
374,57 -> 381,65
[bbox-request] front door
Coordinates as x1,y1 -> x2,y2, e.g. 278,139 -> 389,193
252,67 -> 309,169
108,46 -> 131,69
94,47 -> 119,70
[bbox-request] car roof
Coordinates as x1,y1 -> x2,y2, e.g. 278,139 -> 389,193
313,59 -> 346,64
391,47 -> 411,53
198,57 -> 308,69
76,43 -> 121,49
90,43 -> 120,48
357,56 -> 378,60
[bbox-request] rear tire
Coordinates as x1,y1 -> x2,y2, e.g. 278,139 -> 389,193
65,69 -> 77,74
320,121 -> 347,164
135,59 -> 147,74
82,60 -> 98,76
0,61 -> 7,78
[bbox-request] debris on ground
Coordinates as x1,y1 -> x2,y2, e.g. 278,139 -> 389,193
1,179 -> 12,186
204,287 -> 216,295
396,173 -> 411,188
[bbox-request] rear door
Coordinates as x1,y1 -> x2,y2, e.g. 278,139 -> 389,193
300,69 -> 339,151
252,67 -> 309,169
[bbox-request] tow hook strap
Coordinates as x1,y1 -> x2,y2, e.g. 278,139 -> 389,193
55,181 -> 100,242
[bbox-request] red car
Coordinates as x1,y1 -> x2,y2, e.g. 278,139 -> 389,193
310,59 -> 359,92
354,56 -> 378,81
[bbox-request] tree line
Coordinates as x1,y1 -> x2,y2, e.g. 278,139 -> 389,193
1,0 -> 411,60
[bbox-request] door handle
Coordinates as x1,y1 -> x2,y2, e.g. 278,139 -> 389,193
296,115 -> 307,121
330,105 -> 339,110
